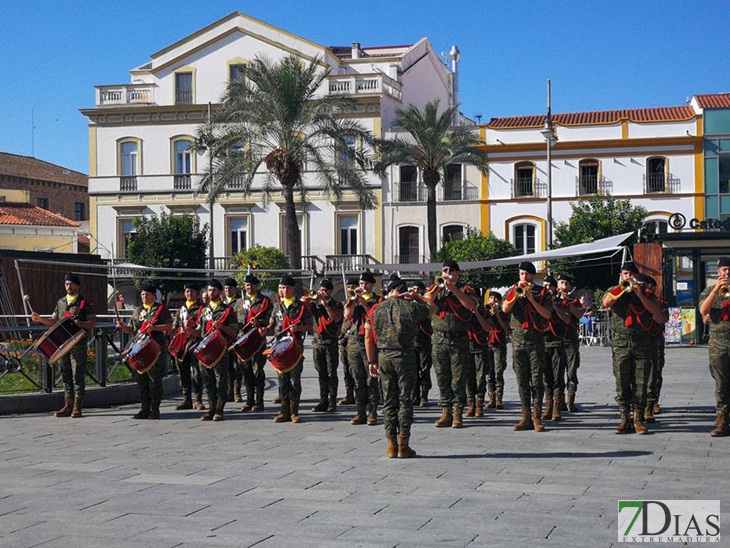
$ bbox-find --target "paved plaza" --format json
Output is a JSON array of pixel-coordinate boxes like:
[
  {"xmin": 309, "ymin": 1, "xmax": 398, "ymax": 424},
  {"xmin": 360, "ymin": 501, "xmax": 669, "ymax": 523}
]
[{"xmin": 0, "ymin": 344, "xmax": 727, "ymax": 547}]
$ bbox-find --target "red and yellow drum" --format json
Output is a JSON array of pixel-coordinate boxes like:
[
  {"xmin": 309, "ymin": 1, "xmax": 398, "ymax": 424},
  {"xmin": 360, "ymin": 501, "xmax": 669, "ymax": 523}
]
[
  {"xmin": 193, "ymin": 329, "xmax": 227, "ymax": 369},
  {"xmin": 168, "ymin": 330, "xmax": 195, "ymax": 361},
  {"xmin": 229, "ymin": 328, "xmax": 265, "ymax": 362},
  {"xmin": 264, "ymin": 336, "xmax": 302, "ymax": 375},
  {"xmin": 34, "ymin": 317, "xmax": 85, "ymax": 365},
  {"xmin": 125, "ymin": 335, "xmax": 162, "ymax": 374}
]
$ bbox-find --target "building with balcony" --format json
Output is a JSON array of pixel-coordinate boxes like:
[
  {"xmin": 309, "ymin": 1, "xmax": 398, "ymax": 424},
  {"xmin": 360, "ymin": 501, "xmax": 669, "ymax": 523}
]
[{"xmin": 80, "ymin": 11, "xmax": 456, "ymax": 274}]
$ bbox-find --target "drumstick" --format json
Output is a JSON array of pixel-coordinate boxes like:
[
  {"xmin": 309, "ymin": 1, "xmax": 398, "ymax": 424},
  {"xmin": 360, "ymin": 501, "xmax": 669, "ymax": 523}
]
[{"xmin": 23, "ymin": 295, "xmax": 35, "ymax": 315}]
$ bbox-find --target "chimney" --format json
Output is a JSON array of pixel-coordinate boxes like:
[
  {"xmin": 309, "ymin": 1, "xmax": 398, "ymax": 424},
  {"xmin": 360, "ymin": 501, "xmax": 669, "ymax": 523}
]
[{"xmin": 352, "ymin": 42, "xmax": 361, "ymax": 59}]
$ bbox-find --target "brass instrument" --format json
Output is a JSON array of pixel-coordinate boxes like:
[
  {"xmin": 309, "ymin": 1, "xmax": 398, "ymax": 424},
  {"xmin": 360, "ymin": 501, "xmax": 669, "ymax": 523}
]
[
  {"xmin": 515, "ymin": 282, "xmax": 533, "ymax": 298},
  {"xmin": 620, "ymin": 278, "xmax": 637, "ymax": 293},
  {"xmin": 435, "ymin": 274, "xmax": 452, "ymax": 288},
  {"xmin": 719, "ymin": 276, "xmax": 730, "ymax": 299},
  {"xmin": 346, "ymin": 289, "xmax": 357, "ymax": 301},
  {"xmin": 300, "ymin": 289, "xmax": 319, "ymax": 302}
]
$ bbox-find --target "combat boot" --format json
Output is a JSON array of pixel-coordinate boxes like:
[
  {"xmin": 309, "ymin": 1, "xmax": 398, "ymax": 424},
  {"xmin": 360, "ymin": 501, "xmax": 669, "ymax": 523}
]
[
  {"xmin": 133, "ymin": 401, "xmax": 151, "ymax": 420},
  {"xmin": 339, "ymin": 388, "xmax": 354, "ymax": 406},
  {"xmin": 475, "ymin": 397, "xmax": 484, "ymax": 417},
  {"xmin": 272, "ymin": 394, "xmax": 282, "ymax": 404},
  {"xmin": 533, "ymin": 405, "xmax": 545, "ymax": 432},
  {"xmin": 541, "ymin": 398, "xmax": 552, "ymax": 420},
  {"xmin": 366, "ymin": 403, "xmax": 378, "ymax": 426},
  {"xmin": 495, "ymin": 392, "xmax": 504, "ymax": 409},
  {"xmin": 213, "ymin": 399, "xmax": 225, "ymax": 421},
  {"xmin": 290, "ymin": 401, "xmax": 301, "ymax": 423},
  {"xmin": 351, "ymin": 402, "xmax": 367, "ymax": 425},
  {"xmin": 193, "ymin": 392, "xmax": 205, "ymax": 411},
  {"xmin": 311, "ymin": 400, "xmax": 328, "ymax": 412},
  {"xmin": 233, "ymin": 381, "xmax": 243, "ymax": 403},
  {"xmin": 644, "ymin": 404, "xmax": 656, "ymax": 423},
  {"xmin": 567, "ymin": 392, "xmax": 578, "ymax": 413},
  {"xmin": 513, "ymin": 407, "xmax": 533, "ymax": 431},
  {"xmin": 385, "ymin": 435, "xmax": 398, "ymax": 458},
  {"xmin": 559, "ymin": 391, "xmax": 568, "ymax": 412},
  {"xmin": 55, "ymin": 396, "xmax": 73, "ymax": 418},
  {"xmin": 465, "ymin": 398, "xmax": 476, "ymax": 417},
  {"xmin": 552, "ymin": 398, "xmax": 561, "ymax": 422},
  {"xmin": 397, "ymin": 434, "xmax": 416, "ymax": 458},
  {"xmin": 434, "ymin": 406, "xmax": 453, "ymax": 428},
  {"xmin": 711, "ymin": 411, "xmax": 730, "ymax": 437},
  {"xmin": 452, "ymin": 405, "xmax": 464, "ymax": 428},
  {"xmin": 326, "ymin": 395, "xmax": 337, "ymax": 413},
  {"xmin": 175, "ymin": 392, "xmax": 193, "ymax": 410},
  {"xmin": 274, "ymin": 402, "xmax": 291, "ymax": 423},
  {"xmin": 615, "ymin": 409, "xmax": 632, "ymax": 434},
  {"xmin": 633, "ymin": 408, "xmax": 648, "ymax": 435},
  {"xmin": 485, "ymin": 392, "xmax": 496, "ymax": 409},
  {"xmin": 253, "ymin": 390, "xmax": 265, "ymax": 412},
  {"xmin": 71, "ymin": 396, "xmax": 83, "ymax": 418},
  {"xmin": 714, "ymin": 411, "xmax": 722, "ymax": 426},
  {"xmin": 200, "ymin": 398, "xmax": 216, "ymax": 421},
  {"xmin": 653, "ymin": 403, "xmax": 662, "ymax": 415},
  {"xmin": 148, "ymin": 400, "xmax": 160, "ymax": 420}
]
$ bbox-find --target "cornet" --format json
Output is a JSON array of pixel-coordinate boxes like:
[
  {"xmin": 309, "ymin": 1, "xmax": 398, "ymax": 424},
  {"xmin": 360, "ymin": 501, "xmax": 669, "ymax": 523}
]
[
  {"xmin": 435, "ymin": 274, "xmax": 453, "ymax": 288},
  {"xmin": 719, "ymin": 276, "xmax": 730, "ymax": 299},
  {"xmin": 620, "ymin": 278, "xmax": 637, "ymax": 294},
  {"xmin": 346, "ymin": 289, "xmax": 357, "ymax": 301},
  {"xmin": 515, "ymin": 282, "xmax": 533, "ymax": 298}
]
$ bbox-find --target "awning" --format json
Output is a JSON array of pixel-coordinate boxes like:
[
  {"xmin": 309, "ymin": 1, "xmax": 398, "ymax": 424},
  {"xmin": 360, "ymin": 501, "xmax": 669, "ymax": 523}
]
[{"xmin": 376, "ymin": 231, "xmax": 634, "ymax": 273}]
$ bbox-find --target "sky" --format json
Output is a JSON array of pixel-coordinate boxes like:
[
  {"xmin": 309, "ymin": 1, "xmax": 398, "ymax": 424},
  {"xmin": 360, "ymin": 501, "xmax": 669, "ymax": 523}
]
[{"xmin": 2, "ymin": 0, "xmax": 729, "ymax": 175}]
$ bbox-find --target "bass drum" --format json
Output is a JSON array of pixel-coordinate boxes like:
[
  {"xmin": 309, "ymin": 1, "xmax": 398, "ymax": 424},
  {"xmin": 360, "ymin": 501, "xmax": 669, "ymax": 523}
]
[
  {"xmin": 34, "ymin": 317, "xmax": 86, "ymax": 365},
  {"xmin": 125, "ymin": 335, "xmax": 162, "ymax": 374},
  {"xmin": 193, "ymin": 329, "xmax": 227, "ymax": 369},
  {"xmin": 264, "ymin": 336, "xmax": 302, "ymax": 375}
]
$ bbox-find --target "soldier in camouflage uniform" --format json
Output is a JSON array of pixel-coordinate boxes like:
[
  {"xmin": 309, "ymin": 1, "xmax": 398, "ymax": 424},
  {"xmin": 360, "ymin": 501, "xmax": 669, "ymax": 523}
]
[
  {"xmin": 541, "ymin": 275, "xmax": 572, "ymax": 423},
  {"xmin": 602, "ymin": 262, "xmax": 664, "ymax": 435},
  {"xmin": 223, "ymin": 277, "xmax": 244, "ymax": 403},
  {"xmin": 640, "ymin": 275, "xmax": 668, "ymax": 423},
  {"xmin": 424, "ymin": 260, "xmax": 478, "ymax": 429},
  {"xmin": 117, "ymin": 282, "xmax": 173, "ymax": 420},
  {"xmin": 169, "ymin": 282, "xmax": 204, "ymax": 411},
  {"xmin": 699, "ymin": 257, "xmax": 730, "ymax": 437},
  {"xmin": 31, "ymin": 273, "xmax": 96, "ymax": 418},
  {"xmin": 557, "ymin": 274, "xmax": 582, "ymax": 413},
  {"xmin": 410, "ymin": 281, "xmax": 433, "ymax": 407},
  {"xmin": 465, "ymin": 288, "xmax": 490, "ymax": 418},
  {"xmin": 485, "ymin": 291, "xmax": 509, "ymax": 410},
  {"xmin": 338, "ymin": 278, "xmax": 359, "ymax": 406},
  {"xmin": 502, "ymin": 262, "xmax": 552, "ymax": 432},
  {"xmin": 365, "ymin": 276, "xmax": 433, "ymax": 458}
]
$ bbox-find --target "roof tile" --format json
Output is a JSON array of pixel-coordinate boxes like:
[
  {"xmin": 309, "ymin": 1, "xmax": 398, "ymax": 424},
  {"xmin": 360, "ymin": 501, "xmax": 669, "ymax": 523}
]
[{"xmin": 0, "ymin": 203, "xmax": 79, "ymax": 227}]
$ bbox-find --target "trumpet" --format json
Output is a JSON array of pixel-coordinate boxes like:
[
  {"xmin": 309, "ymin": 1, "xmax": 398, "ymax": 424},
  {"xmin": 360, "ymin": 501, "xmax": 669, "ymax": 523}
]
[
  {"xmin": 301, "ymin": 289, "xmax": 319, "ymax": 302},
  {"xmin": 487, "ymin": 304, "xmax": 500, "ymax": 315},
  {"xmin": 515, "ymin": 282, "xmax": 533, "ymax": 298},
  {"xmin": 435, "ymin": 274, "xmax": 453, "ymax": 288},
  {"xmin": 620, "ymin": 278, "xmax": 637, "ymax": 293},
  {"xmin": 719, "ymin": 276, "xmax": 730, "ymax": 298},
  {"xmin": 346, "ymin": 289, "xmax": 357, "ymax": 301}
]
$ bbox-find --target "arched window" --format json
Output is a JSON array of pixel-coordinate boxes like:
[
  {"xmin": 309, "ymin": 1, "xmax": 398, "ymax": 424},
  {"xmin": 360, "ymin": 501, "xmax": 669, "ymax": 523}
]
[
  {"xmin": 118, "ymin": 139, "xmax": 141, "ymax": 191},
  {"xmin": 442, "ymin": 224, "xmax": 465, "ymax": 245},
  {"xmin": 172, "ymin": 138, "xmax": 194, "ymax": 189},
  {"xmin": 513, "ymin": 162, "xmax": 535, "ymax": 198},
  {"xmin": 646, "ymin": 157, "xmax": 667, "ymax": 193},
  {"xmin": 578, "ymin": 159, "xmax": 599, "ymax": 195},
  {"xmin": 513, "ymin": 223, "xmax": 536, "ymax": 254}
]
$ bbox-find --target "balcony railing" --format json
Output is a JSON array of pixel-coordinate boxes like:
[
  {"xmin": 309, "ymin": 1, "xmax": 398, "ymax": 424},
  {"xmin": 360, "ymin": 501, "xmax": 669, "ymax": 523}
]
[
  {"xmin": 327, "ymin": 73, "xmax": 403, "ymax": 101},
  {"xmin": 511, "ymin": 177, "xmax": 547, "ymax": 199},
  {"xmin": 643, "ymin": 173, "xmax": 681, "ymax": 194},
  {"xmin": 173, "ymin": 175, "xmax": 191, "ymax": 190},
  {"xmin": 120, "ymin": 176, "xmax": 137, "ymax": 191},
  {"xmin": 392, "ymin": 180, "xmax": 479, "ymax": 203},
  {"xmin": 394, "ymin": 254, "xmax": 427, "ymax": 265},
  {"xmin": 325, "ymin": 254, "xmax": 380, "ymax": 273},
  {"xmin": 175, "ymin": 89, "xmax": 193, "ymax": 106},
  {"xmin": 96, "ymin": 84, "xmax": 157, "ymax": 106},
  {"xmin": 575, "ymin": 175, "xmax": 612, "ymax": 196}
]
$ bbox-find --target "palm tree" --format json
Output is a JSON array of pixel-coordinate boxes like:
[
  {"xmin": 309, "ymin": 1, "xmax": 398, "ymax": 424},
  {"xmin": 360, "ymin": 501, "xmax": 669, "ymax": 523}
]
[
  {"xmin": 197, "ymin": 54, "xmax": 377, "ymax": 270},
  {"xmin": 375, "ymin": 99, "xmax": 487, "ymax": 261}
]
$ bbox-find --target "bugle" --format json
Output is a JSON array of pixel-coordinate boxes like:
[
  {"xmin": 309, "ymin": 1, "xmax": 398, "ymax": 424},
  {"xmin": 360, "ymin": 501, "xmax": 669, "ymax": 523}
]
[{"xmin": 515, "ymin": 282, "xmax": 533, "ymax": 298}]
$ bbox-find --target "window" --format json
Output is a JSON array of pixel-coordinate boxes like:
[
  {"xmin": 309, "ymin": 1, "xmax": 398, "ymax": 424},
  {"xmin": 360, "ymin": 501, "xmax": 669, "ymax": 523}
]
[
  {"xmin": 229, "ymin": 218, "xmax": 248, "ymax": 255},
  {"xmin": 173, "ymin": 139, "xmax": 193, "ymax": 190},
  {"xmin": 339, "ymin": 216, "xmax": 358, "ymax": 255},
  {"xmin": 229, "ymin": 63, "xmax": 246, "ymax": 85},
  {"xmin": 175, "ymin": 72, "xmax": 193, "ymax": 105},
  {"xmin": 399, "ymin": 165, "xmax": 418, "ymax": 201},
  {"xmin": 119, "ymin": 140, "xmax": 139, "ymax": 190},
  {"xmin": 578, "ymin": 159, "xmax": 599, "ymax": 195},
  {"xmin": 398, "ymin": 226, "xmax": 420, "ymax": 263},
  {"xmin": 514, "ymin": 162, "xmax": 535, "ymax": 198},
  {"xmin": 74, "ymin": 202, "xmax": 85, "ymax": 221},
  {"xmin": 444, "ymin": 164, "xmax": 462, "ymax": 200},
  {"xmin": 442, "ymin": 224, "xmax": 465, "ymax": 244},
  {"xmin": 646, "ymin": 157, "xmax": 667, "ymax": 193},
  {"xmin": 720, "ymin": 153, "xmax": 730, "ymax": 194},
  {"xmin": 337, "ymin": 136, "xmax": 356, "ymax": 181},
  {"xmin": 641, "ymin": 220, "xmax": 668, "ymax": 241},
  {"xmin": 36, "ymin": 197, "xmax": 49, "ymax": 210},
  {"xmin": 514, "ymin": 223, "xmax": 536, "ymax": 254},
  {"xmin": 120, "ymin": 219, "xmax": 137, "ymax": 258}
]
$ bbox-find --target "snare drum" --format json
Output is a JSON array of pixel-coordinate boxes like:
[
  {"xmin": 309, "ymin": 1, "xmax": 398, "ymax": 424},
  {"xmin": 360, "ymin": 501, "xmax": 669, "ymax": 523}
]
[
  {"xmin": 264, "ymin": 336, "xmax": 303, "ymax": 375},
  {"xmin": 125, "ymin": 335, "xmax": 162, "ymax": 374},
  {"xmin": 193, "ymin": 329, "xmax": 227, "ymax": 369},
  {"xmin": 34, "ymin": 317, "xmax": 86, "ymax": 365},
  {"xmin": 229, "ymin": 328, "xmax": 265, "ymax": 362},
  {"xmin": 168, "ymin": 329, "xmax": 195, "ymax": 361}
]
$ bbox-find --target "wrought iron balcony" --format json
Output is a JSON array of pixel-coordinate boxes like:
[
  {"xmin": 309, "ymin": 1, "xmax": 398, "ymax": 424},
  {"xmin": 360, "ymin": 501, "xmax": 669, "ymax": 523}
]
[
  {"xmin": 324, "ymin": 254, "xmax": 380, "ymax": 273},
  {"xmin": 511, "ymin": 177, "xmax": 547, "ymax": 199},
  {"xmin": 643, "ymin": 173, "xmax": 680, "ymax": 194}
]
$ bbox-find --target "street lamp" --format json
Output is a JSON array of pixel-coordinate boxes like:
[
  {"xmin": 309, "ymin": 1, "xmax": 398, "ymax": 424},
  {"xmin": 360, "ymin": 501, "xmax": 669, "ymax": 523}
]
[{"xmin": 539, "ymin": 79, "xmax": 558, "ymax": 249}]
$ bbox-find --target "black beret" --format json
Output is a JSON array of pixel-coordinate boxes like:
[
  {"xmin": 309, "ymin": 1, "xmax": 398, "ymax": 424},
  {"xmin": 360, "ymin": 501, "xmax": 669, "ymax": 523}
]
[
  {"xmin": 544, "ymin": 275, "xmax": 557, "ymax": 286},
  {"xmin": 279, "ymin": 275, "xmax": 296, "ymax": 287},
  {"xmin": 64, "ymin": 273, "xmax": 80, "ymax": 285},
  {"xmin": 719, "ymin": 257, "xmax": 730, "ymax": 268},
  {"xmin": 412, "ymin": 281, "xmax": 426, "ymax": 291},
  {"xmin": 207, "ymin": 278, "xmax": 223, "ymax": 290},
  {"xmin": 224, "ymin": 277, "xmax": 238, "ymax": 287},
  {"xmin": 244, "ymin": 274, "xmax": 260, "ymax": 285},
  {"xmin": 184, "ymin": 281, "xmax": 199, "ymax": 291},
  {"xmin": 346, "ymin": 278, "xmax": 359, "ymax": 286},
  {"xmin": 518, "ymin": 261, "xmax": 536, "ymax": 275},
  {"xmin": 140, "ymin": 282, "xmax": 156, "ymax": 293},
  {"xmin": 490, "ymin": 290, "xmax": 502, "ymax": 300},
  {"xmin": 319, "ymin": 279, "xmax": 334, "ymax": 290},
  {"xmin": 386, "ymin": 276, "xmax": 407, "ymax": 293},
  {"xmin": 557, "ymin": 273, "xmax": 573, "ymax": 284},
  {"xmin": 360, "ymin": 272, "xmax": 376, "ymax": 284},
  {"xmin": 621, "ymin": 261, "xmax": 640, "ymax": 275},
  {"xmin": 442, "ymin": 259, "xmax": 460, "ymax": 271},
  {"xmin": 636, "ymin": 274, "xmax": 651, "ymax": 285}
]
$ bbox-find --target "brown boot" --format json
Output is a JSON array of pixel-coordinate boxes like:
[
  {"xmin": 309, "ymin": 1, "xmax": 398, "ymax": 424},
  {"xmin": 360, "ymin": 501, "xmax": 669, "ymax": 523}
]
[
  {"xmin": 385, "ymin": 435, "xmax": 398, "ymax": 458},
  {"xmin": 339, "ymin": 389, "xmax": 354, "ymax": 405},
  {"xmin": 311, "ymin": 400, "xmax": 328, "ymax": 412},
  {"xmin": 465, "ymin": 398, "xmax": 476, "ymax": 417},
  {"xmin": 193, "ymin": 393, "xmax": 205, "ymax": 410},
  {"xmin": 714, "ymin": 411, "xmax": 722, "ymax": 426},
  {"xmin": 452, "ymin": 405, "xmax": 464, "ymax": 428},
  {"xmin": 475, "ymin": 397, "xmax": 484, "ymax": 417},
  {"xmin": 233, "ymin": 381, "xmax": 243, "ymax": 403},
  {"xmin": 495, "ymin": 392, "xmax": 504, "ymax": 410},
  {"xmin": 653, "ymin": 403, "xmax": 662, "ymax": 415},
  {"xmin": 711, "ymin": 411, "xmax": 730, "ymax": 437},
  {"xmin": 434, "ymin": 406, "xmax": 453, "ymax": 428},
  {"xmin": 645, "ymin": 404, "xmax": 656, "ymax": 423},
  {"xmin": 272, "ymin": 395, "xmax": 282, "ymax": 404},
  {"xmin": 71, "ymin": 396, "xmax": 83, "ymax": 418},
  {"xmin": 54, "ymin": 396, "xmax": 73, "ymax": 418},
  {"xmin": 351, "ymin": 402, "xmax": 367, "ymax": 425},
  {"xmin": 274, "ymin": 402, "xmax": 291, "ymax": 423},
  {"xmin": 633, "ymin": 408, "xmax": 648, "ymax": 434},
  {"xmin": 485, "ymin": 392, "xmax": 496, "ymax": 409},
  {"xmin": 175, "ymin": 396, "xmax": 193, "ymax": 410},
  {"xmin": 615, "ymin": 409, "xmax": 631, "ymax": 434},
  {"xmin": 326, "ymin": 395, "xmax": 337, "ymax": 413},
  {"xmin": 290, "ymin": 402, "xmax": 301, "ymax": 423},
  {"xmin": 541, "ymin": 398, "xmax": 552, "ymax": 420},
  {"xmin": 513, "ymin": 407, "xmax": 533, "ymax": 431},
  {"xmin": 200, "ymin": 399, "xmax": 216, "ymax": 421},
  {"xmin": 552, "ymin": 398, "xmax": 561, "ymax": 422},
  {"xmin": 366, "ymin": 403, "xmax": 377, "ymax": 426},
  {"xmin": 559, "ymin": 392, "xmax": 568, "ymax": 412},
  {"xmin": 397, "ymin": 434, "xmax": 416, "ymax": 458},
  {"xmin": 567, "ymin": 392, "xmax": 578, "ymax": 413},
  {"xmin": 533, "ymin": 405, "xmax": 545, "ymax": 432}
]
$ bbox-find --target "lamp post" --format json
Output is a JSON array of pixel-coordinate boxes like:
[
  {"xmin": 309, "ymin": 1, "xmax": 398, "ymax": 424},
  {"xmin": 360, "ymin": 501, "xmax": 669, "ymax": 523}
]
[{"xmin": 540, "ymin": 79, "xmax": 558, "ymax": 249}]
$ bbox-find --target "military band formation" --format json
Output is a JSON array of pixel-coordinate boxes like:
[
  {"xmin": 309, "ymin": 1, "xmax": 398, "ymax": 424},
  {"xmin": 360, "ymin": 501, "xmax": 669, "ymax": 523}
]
[{"xmin": 29, "ymin": 256, "xmax": 730, "ymax": 457}]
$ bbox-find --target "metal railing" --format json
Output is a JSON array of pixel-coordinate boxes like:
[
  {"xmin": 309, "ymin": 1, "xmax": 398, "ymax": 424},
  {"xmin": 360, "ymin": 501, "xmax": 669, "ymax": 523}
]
[
  {"xmin": 394, "ymin": 254, "xmax": 426, "ymax": 264},
  {"xmin": 393, "ymin": 180, "xmax": 479, "ymax": 203},
  {"xmin": 643, "ymin": 173, "xmax": 681, "ymax": 194},
  {"xmin": 324, "ymin": 254, "xmax": 380, "ymax": 273}
]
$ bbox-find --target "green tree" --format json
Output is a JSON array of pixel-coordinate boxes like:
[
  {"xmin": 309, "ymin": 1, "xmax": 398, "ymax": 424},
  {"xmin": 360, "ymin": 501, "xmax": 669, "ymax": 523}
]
[
  {"xmin": 435, "ymin": 229, "xmax": 517, "ymax": 291},
  {"xmin": 126, "ymin": 211, "xmax": 208, "ymax": 296},
  {"xmin": 229, "ymin": 246, "xmax": 290, "ymax": 293},
  {"xmin": 551, "ymin": 195, "xmax": 647, "ymax": 290},
  {"xmin": 375, "ymin": 99, "xmax": 487, "ymax": 260},
  {"xmin": 197, "ymin": 54, "xmax": 377, "ymax": 270}
]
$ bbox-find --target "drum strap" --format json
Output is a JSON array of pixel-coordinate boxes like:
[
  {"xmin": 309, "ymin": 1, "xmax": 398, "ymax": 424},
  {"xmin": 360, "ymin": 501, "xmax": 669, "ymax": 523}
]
[
  {"xmin": 139, "ymin": 304, "xmax": 165, "ymax": 335},
  {"xmin": 62, "ymin": 296, "xmax": 86, "ymax": 320},
  {"xmin": 247, "ymin": 296, "xmax": 271, "ymax": 324}
]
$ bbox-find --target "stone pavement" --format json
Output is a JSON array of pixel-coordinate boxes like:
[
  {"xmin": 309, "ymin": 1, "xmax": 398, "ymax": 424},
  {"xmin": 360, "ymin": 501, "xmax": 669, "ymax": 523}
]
[{"xmin": 0, "ymin": 345, "xmax": 727, "ymax": 548}]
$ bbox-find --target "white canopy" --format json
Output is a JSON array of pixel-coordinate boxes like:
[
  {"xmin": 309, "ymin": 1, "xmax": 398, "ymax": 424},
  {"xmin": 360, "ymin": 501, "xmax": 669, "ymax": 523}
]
[{"xmin": 376, "ymin": 231, "xmax": 634, "ymax": 273}]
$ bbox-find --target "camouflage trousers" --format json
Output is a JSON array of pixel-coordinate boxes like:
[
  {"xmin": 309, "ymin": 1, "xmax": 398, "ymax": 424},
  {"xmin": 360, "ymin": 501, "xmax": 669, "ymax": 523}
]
[
  {"xmin": 544, "ymin": 343, "xmax": 567, "ymax": 400},
  {"xmin": 432, "ymin": 341, "xmax": 469, "ymax": 407},
  {"xmin": 708, "ymin": 334, "xmax": 730, "ymax": 413},
  {"xmin": 174, "ymin": 352, "xmax": 203, "ymax": 398},
  {"xmin": 277, "ymin": 358, "xmax": 304, "ymax": 404},
  {"xmin": 313, "ymin": 342, "xmax": 339, "ymax": 402},
  {"xmin": 465, "ymin": 347, "xmax": 489, "ymax": 400},
  {"xmin": 511, "ymin": 338, "xmax": 546, "ymax": 408},
  {"xmin": 411, "ymin": 342, "xmax": 432, "ymax": 401},
  {"xmin": 486, "ymin": 344, "xmax": 508, "ymax": 395},
  {"xmin": 137, "ymin": 351, "xmax": 167, "ymax": 405},
  {"xmin": 379, "ymin": 352, "xmax": 416, "ymax": 437},
  {"xmin": 57, "ymin": 340, "xmax": 87, "ymax": 398},
  {"xmin": 201, "ymin": 354, "xmax": 229, "ymax": 412},
  {"xmin": 340, "ymin": 344, "xmax": 353, "ymax": 398},
  {"xmin": 646, "ymin": 335, "xmax": 665, "ymax": 406},
  {"xmin": 611, "ymin": 336, "xmax": 651, "ymax": 411},
  {"xmin": 240, "ymin": 352, "xmax": 267, "ymax": 406},
  {"xmin": 565, "ymin": 337, "xmax": 581, "ymax": 395},
  {"xmin": 348, "ymin": 342, "xmax": 380, "ymax": 406}
]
